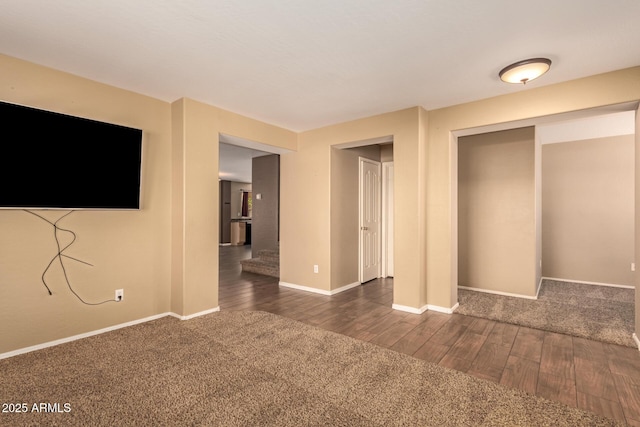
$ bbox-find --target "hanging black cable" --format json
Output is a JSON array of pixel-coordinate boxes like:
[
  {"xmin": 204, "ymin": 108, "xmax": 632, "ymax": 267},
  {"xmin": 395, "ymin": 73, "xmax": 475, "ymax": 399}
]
[{"xmin": 24, "ymin": 210, "xmax": 114, "ymax": 305}]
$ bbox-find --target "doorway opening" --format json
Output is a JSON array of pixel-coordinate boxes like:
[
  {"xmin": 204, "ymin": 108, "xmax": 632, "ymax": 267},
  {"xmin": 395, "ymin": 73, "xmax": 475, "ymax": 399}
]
[
  {"xmin": 218, "ymin": 134, "xmax": 291, "ymax": 286},
  {"xmin": 332, "ymin": 136, "xmax": 394, "ymax": 290},
  {"xmin": 452, "ymin": 102, "xmax": 637, "ymax": 343}
]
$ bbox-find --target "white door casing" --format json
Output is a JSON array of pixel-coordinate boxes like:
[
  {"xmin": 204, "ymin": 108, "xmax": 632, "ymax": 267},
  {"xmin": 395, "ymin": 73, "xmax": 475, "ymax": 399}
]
[
  {"xmin": 359, "ymin": 157, "xmax": 381, "ymax": 283},
  {"xmin": 382, "ymin": 162, "xmax": 394, "ymax": 277}
]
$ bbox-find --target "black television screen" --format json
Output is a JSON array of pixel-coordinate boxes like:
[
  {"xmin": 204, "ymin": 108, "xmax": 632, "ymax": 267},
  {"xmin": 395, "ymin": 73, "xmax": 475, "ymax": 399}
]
[{"xmin": 0, "ymin": 100, "xmax": 143, "ymax": 210}]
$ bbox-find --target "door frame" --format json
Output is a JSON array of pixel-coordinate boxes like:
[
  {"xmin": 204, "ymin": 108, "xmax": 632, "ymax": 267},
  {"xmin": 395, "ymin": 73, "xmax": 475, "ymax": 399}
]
[
  {"xmin": 359, "ymin": 157, "xmax": 382, "ymax": 283},
  {"xmin": 382, "ymin": 161, "xmax": 394, "ymax": 278}
]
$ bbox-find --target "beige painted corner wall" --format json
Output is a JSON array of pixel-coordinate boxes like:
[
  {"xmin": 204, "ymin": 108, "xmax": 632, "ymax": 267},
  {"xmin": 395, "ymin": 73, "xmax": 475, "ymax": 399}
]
[
  {"xmin": 458, "ymin": 127, "xmax": 537, "ymax": 296},
  {"xmin": 0, "ymin": 55, "xmax": 173, "ymax": 354},
  {"xmin": 171, "ymin": 99, "xmax": 220, "ymax": 316},
  {"xmin": 170, "ymin": 98, "xmax": 297, "ymax": 317},
  {"xmin": 380, "ymin": 144, "xmax": 394, "ymax": 162},
  {"xmin": 282, "ymin": 107, "xmax": 427, "ymax": 309},
  {"xmin": 427, "ymin": 65, "xmax": 640, "ymax": 310},
  {"xmin": 635, "ymin": 108, "xmax": 640, "ymax": 336},
  {"xmin": 542, "ymin": 135, "xmax": 635, "ymax": 286}
]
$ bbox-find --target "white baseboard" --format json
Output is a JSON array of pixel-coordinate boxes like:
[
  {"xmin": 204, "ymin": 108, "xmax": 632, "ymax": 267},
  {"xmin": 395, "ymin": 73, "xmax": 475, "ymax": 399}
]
[
  {"xmin": 330, "ymin": 281, "xmax": 361, "ymax": 295},
  {"xmin": 392, "ymin": 304, "xmax": 428, "ymax": 314},
  {"xmin": 169, "ymin": 306, "xmax": 220, "ymax": 320},
  {"xmin": 279, "ymin": 281, "xmax": 361, "ymax": 296},
  {"xmin": 1, "ymin": 306, "xmax": 222, "ymax": 360},
  {"xmin": 279, "ymin": 281, "xmax": 332, "ymax": 295},
  {"xmin": 392, "ymin": 302, "xmax": 459, "ymax": 315},
  {"xmin": 633, "ymin": 333, "xmax": 640, "ymax": 351},
  {"xmin": 428, "ymin": 302, "xmax": 459, "ymax": 314},
  {"xmin": 1, "ymin": 312, "xmax": 169, "ymax": 360},
  {"xmin": 542, "ymin": 277, "xmax": 634, "ymax": 289},
  {"xmin": 536, "ymin": 277, "xmax": 543, "ymax": 298},
  {"xmin": 458, "ymin": 286, "xmax": 538, "ymax": 300},
  {"xmin": 282, "ymin": 282, "xmax": 460, "ymax": 314}
]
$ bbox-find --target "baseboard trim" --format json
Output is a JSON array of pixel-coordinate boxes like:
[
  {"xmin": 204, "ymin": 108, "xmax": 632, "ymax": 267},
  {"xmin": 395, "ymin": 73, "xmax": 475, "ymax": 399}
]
[
  {"xmin": 169, "ymin": 306, "xmax": 220, "ymax": 321},
  {"xmin": 330, "ymin": 281, "xmax": 361, "ymax": 295},
  {"xmin": 1, "ymin": 306, "xmax": 224, "ymax": 360},
  {"xmin": 278, "ymin": 281, "xmax": 360, "ymax": 296},
  {"xmin": 458, "ymin": 286, "xmax": 538, "ymax": 300},
  {"xmin": 392, "ymin": 304, "xmax": 428, "ymax": 314},
  {"xmin": 279, "ymin": 281, "xmax": 388, "ymax": 296},
  {"xmin": 0, "ymin": 312, "xmax": 170, "ymax": 360},
  {"xmin": 428, "ymin": 303, "xmax": 459, "ymax": 314},
  {"xmin": 536, "ymin": 277, "xmax": 543, "ymax": 298},
  {"xmin": 633, "ymin": 333, "xmax": 640, "ymax": 351},
  {"xmin": 279, "ymin": 281, "xmax": 332, "ymax": 295},
  {"xmin": 392, "ymin": 302, "xmax": 459, "ymax": 315},
  {"xmin": 542, "ymin": 277, "xmax": 634, "ymax": 289}
]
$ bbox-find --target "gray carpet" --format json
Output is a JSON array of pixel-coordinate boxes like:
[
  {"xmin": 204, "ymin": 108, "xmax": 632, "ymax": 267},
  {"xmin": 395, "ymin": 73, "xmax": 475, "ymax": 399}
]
[
  {"xmin": 0, "ymin": 310, "xmax": 620, "ymax": 426},
  {"xmin": 457, "ymin": 279, "xmax": 636, "ymax": 348}
]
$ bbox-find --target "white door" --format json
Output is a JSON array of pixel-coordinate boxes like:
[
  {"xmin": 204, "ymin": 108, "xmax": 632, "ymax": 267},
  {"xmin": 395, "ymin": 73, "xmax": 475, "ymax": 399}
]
[{"xmin": 359, "ymin": 157, "xmax": 381, "ymax": 283}]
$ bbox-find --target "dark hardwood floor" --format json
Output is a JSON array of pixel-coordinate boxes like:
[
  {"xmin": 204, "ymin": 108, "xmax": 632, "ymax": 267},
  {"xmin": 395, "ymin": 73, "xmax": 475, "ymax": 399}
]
[{"xmin": 219, "ymin": 245, "xmax": 640, "ymax": 425}]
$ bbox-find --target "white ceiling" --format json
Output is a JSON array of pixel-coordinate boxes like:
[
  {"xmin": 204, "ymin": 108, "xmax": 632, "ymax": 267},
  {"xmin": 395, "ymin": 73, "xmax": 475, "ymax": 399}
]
[
  {"xmin": 3, "ymin": 1, "xmax": 640, "ymax": 182},
  {"xmin": 2, "ymin": 0, "xmax": 639, "ymax": 134}
]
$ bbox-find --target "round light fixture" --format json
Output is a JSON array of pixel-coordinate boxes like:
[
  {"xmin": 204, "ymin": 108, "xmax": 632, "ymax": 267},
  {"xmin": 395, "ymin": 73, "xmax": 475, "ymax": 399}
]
[{"xmin": 499, "ymin": 58, "xmax": 552, "ymax": 84}]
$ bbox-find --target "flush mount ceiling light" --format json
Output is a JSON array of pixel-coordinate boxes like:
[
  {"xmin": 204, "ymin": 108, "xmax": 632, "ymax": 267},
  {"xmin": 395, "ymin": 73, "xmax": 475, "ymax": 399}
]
[{"xmin": 499, "ymin": 58, "xmax": 552, "ymax": 84}]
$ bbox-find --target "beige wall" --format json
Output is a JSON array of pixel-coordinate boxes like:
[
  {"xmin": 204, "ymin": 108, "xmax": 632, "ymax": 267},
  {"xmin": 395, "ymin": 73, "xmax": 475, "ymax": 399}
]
[
  {"xmin": 535, "ymin": 135, "xmax": 543, "ymax": 292},
  {"xmin": 542, "ymin": 135, "xmax": 635, "ymax": 286},
  {"xmin": 171, "ymin": 98, "xmax": 296, "ymax": 317},
  {"xmin": 428, "ymin": 66, "xmax": 640, "ymax": 310},
  {"xmin": 282, "ymin": 107, "xmax": 427, "ymax": 309},
  {"xmin": 635, "ymin": 108, "xmax": 640, "ymax": 336},
  {"xmin": 458, "ymin": 127, "xmax": 537, "ymax": 296},
  {"xmin": 171, "ymin": 99, "xmax": 220, "ymax": 316},
  {"xmin": 171, "ymin": 99, "xmax": 186, "ymax": 315},
  {"xmin": 380, "ymin": 144, "xmax": 394, "ymax": 162},
  {"xmin": 0, "ymin": 54, "xmax": 172, "ymax": 354}
]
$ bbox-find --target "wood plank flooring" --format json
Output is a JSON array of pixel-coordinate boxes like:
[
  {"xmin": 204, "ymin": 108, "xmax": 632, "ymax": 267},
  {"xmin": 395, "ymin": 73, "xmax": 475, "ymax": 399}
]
[{"xmin": 219, "ymin": 245, "xmax": 640, "ymax": 425}]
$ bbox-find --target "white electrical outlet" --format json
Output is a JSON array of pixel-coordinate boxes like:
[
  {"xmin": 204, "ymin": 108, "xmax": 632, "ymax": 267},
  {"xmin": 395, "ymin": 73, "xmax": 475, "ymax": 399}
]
[
  {"xmin": 115, "ymin": 289, "xmax": 124, "ymax": 302},
  {"xmin": 313, "ymin": 265, "xmax": 319, "ymax": 274},
  {"xmin": 632, "ymin": 263, "xmax": 636, "ymax": 272}
]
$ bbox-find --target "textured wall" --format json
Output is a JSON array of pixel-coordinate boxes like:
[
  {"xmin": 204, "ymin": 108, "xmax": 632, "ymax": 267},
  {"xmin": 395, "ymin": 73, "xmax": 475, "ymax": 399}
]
[
  {"xmin": 458, "ymin": 127, "xmax": 537, "ymax": 296},
  {"xmin": 542, "ymin": 135, "xmax": 635, "ymax": 286}
]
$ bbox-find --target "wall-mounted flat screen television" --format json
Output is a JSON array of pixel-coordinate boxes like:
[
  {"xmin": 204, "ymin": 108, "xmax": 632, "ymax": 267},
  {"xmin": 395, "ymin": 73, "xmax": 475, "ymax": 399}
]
[{"xmin": 0, "ymin": 100, "xmax": 143, "ymax": 210}]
